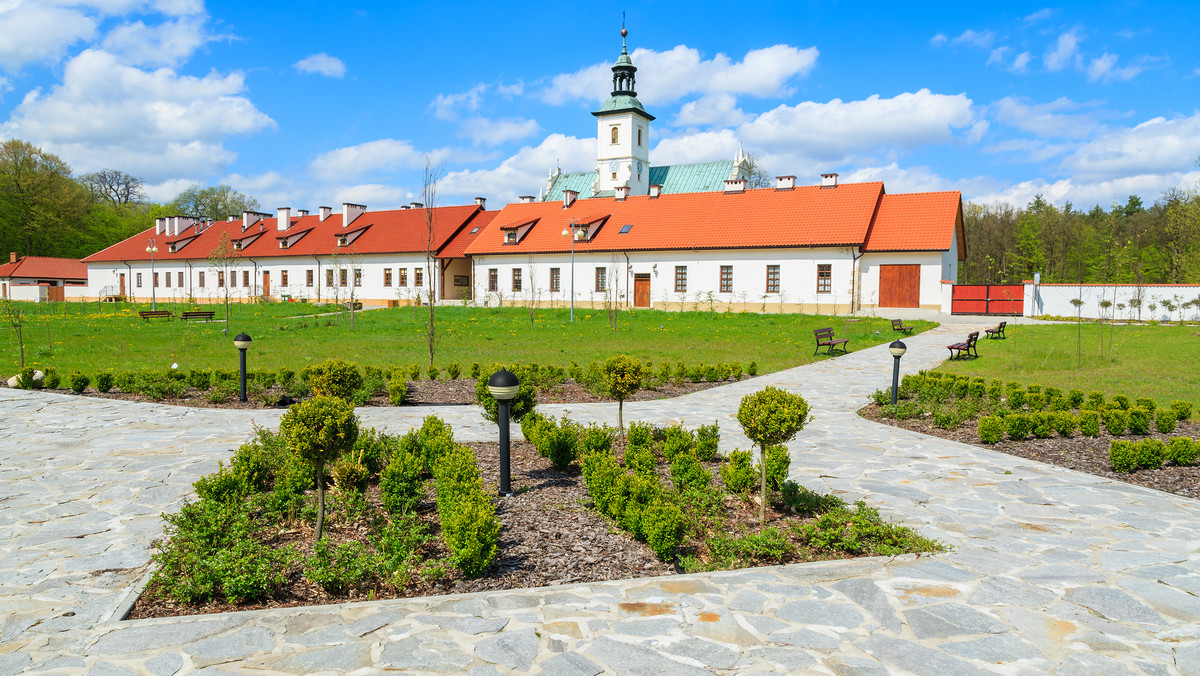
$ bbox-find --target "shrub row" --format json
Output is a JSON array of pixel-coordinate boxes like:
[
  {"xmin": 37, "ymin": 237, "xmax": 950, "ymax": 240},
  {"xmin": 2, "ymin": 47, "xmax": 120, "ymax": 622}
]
[
  {"xmin": 1110, "ymin": 437, "xmax": 1200, "ymax": 472},
  {"xmin": 432, "ymin": 444, "xmax": 500, "ymax": 577}
]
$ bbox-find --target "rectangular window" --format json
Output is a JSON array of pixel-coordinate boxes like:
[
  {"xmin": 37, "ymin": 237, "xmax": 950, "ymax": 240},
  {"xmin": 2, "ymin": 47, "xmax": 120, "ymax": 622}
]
[
  {"xmin": 766, "ymin": 265, "xmax": 780, "ymax": 293},
  {"xmin": 550, "ymin": 267, "xmax": 561, "ymax": 292},
  {"xmin": 164, "ymin": 272, "xmax": 171, "ymax": 288},
  {"xmin": 326, "ymin": 269, "xmax": 334, "ymax": 287},
  {"xmin": 243, "ymin": 270, "xmax": 250, "ymax": 288},
  {"xmin": 384, "ymin": 268, "xmax": 393, "ymax": 287},
  {"xmin": 595, "ymin": 267, "xmax": 606, "ymax": 293},
  {"xmin": 217, "ymin": 271, "xmax": 224, "ymax": 288},
  {"xmin": 674, "ymin": 266, "xmax": 687, "ymax": 293},
  {"xmin": 281, "ymin": 270, "xmax": 289, "ymax": 287},
  {"xmin": 720, "ymin": 265, "xmax": 733, "ymax": 293},
  {"xmin": 339, "ymin": 269, "xmax": 348, "ymax": 287},
  {"xmin": 306, "ymin": 269, "xmax": 313, "ymax": 287},
  {"xmin": 415, "ymin": 269, "xmax": 423, "ymax": 287},
  {"xmin": 353, "ymin": 269, "xmax": 362, "ymax": 287},
  {"xmin": 817, "ymin": 264, "xmax": 832, "ymax": 293},
  {"xmin": 512, "ymin": 268, "xmax": 522, "ymax": 292},
  {"xmin": 177, "ymin": 271, "xmax": 183, "ymax": 288},
  {"xmin": 488, "ymin": 268, "xmax": 498, "ymax": 292},
  {"xmin": 153, "ymin": 272, "xmax": 159, "ymax": 288},
  {"xmin": 198, "ymin": 271, "xmax": 205, "ymax": 288},
  {"xmin": 399, "ymin": 268, "xmax": 408, "ymax": 286},
  {"xmin": 136, "ymin": 272, "xmax": 143, "ymax": 288}
]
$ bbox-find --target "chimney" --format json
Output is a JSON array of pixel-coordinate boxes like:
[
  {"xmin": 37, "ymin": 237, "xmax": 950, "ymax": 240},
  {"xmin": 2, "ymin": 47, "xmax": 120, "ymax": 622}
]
[
  {"xmin": 154, "ymin": 217, "xmax": 165, "ymax": 235},
  {"xmin": 410, "ymin": 202, "xmax": 424, "ymax": 210},
  {"xmin": 399, "ymin": 205, "xmax": 409, "ymax": 210},
  {"xmin": 649, "ymin": 184, "xmax": 662, "ymax": 198},
  {"xmin": 343, "ymin": 203, "xmax": 367, "ymax": 227},
  {"xmin": 474, "ymin": 196, "xmax": 486, "ymax": 209},
  {"xmin": 723, "ymin": 179, "xmax": 746, "ymax": 194},
  {"xmin": 614, "ymin": 185, "xmax": 630, "ymax": 201},
  {"xmin": 277, "ymin": 207, "xmax": 291, "ymax": 231},
  {"xmin": 297, "ymin": 209, "xmax": 309, "ymax": 218},
  {"xmin": 821, "ymin": 172, "xmax": 839, "ymax": 188},
  {"xmin": 775, "ymin": 175, "xmax": 796, "ymax": 190},
  {"xmin": 563, "ymin": 190, "xmax": 578, "ymax": 208},
  {"xmin": 243, "ymin": 211, "xmax": 264, "ymax": 229},
  {"xmin": 318, "ymin": 206, "xmax": 332, "ymax": 222},
  {"xmin": 171, "ymin": 216, "xmax": 182, "ymax": 236},
  {"xmin": 8, "ymin": 252, "xmax": 15, "ymax": 264},
  {"xmin": 519, "ymin": 195, "xmax": 536, "ymax": 203},
  {"xmin": 227, "ymin": 215, "xmax": 237, "ymax": 222}
]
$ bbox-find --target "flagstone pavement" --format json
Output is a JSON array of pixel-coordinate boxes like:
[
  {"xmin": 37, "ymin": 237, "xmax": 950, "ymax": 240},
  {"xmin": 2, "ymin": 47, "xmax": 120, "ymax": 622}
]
[{"xmin": 1, "ymin": 320, "xmax": 1197, "ymax": 675}]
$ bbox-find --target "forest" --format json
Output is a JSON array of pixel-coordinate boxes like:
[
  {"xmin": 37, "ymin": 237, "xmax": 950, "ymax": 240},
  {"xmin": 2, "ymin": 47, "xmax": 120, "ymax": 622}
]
[{"xmin": 2, "ymin": 138, "xmax": 1198, "ymax": 286}]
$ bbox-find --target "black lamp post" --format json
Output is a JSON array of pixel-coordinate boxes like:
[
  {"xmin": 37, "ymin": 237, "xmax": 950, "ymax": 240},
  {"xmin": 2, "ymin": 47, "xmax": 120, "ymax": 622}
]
[
  {"xmin": 889, "ymin": 339, "xmax": 907, "ymax": 405},
  {"xmin": 234, "ymin": 332, "xmax": 252, "ymax": 402},
  {"xmin": 488, "ymin": 368, "xmax": 519, "ymax": 497}
]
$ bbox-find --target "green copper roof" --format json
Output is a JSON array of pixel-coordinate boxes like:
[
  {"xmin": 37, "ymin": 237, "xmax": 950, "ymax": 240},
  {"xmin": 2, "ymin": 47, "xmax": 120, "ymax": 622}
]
[
  {"xmin": 543, "ymin": 171, "xmax": 597, "ymax": 202},
  {"xmin": 616, "ymin": 52, "xmax": 633, "ymax": 67},
  {"xmin": 649, "ymin": 161, "xmax": 738, "ymax": 194},
  {"xmin": 593, "ymin": 94, "xmax": 653, "ymax": 119}
]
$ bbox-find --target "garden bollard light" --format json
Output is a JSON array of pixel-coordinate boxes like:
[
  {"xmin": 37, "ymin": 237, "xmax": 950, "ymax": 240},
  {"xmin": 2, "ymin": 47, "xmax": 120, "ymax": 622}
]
[
  {"xmin": 234, "ymin": 332, "xmax": 252, "ymax": 402},
  {"xmin": 889, "ymin": 339, "xmax": 907, "ymax": 405},
  {"xmin": 488, "ymin": 368, "xmax": 520, "ymax": 497}
]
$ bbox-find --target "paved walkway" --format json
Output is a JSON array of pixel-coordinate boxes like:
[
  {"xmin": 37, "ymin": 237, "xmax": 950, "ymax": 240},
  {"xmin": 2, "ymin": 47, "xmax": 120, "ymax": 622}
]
[{"xmin": 1, "ymin": 320, "xmax": 1198, "ymax": 675}]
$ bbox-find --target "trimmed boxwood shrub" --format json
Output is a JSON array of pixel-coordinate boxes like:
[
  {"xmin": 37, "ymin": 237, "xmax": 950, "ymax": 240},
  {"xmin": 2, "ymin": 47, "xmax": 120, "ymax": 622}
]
[
  {"xmin": 387, "ymin": 372, "xmax": 407, "ymax": 406},
  {"xmin": 641, "ymin": 498, "xmax": 685, "ymax": 559},
  {"xmin": 95, "ymin": 371, "xmax": 114, "ymax": 393},
  {"xmin": 1135, "ymin": 397, "xmax": 1156, "ymax": 412},
  {"xmin": 1005, "ymin": 414, "xmax": 1033, "ymax": 441},
  {"xmin": 380, "ymin": 447, "xmax": 424, "ymax": 515},
  {"xmin": 1170, "ymin": 400, "xmax": 1193, "ymax": 421},
  {"xmin": 1111, "ymin": 394, "xmax": 1131, "ymax": 410},
  {"xmin": 1032, "ymin": 413, "xmax": 1054, "ymax": 439},
  {"xmin": 1127, "ymin": 408, "xmax": 1151, "ymax": 435},
  {"xmin": 580, "ymin": 423, "xmax": 614, "ymax": 457},
  {"xmin": 695, "ymin": 421, "xmax": 720, "ymax": 462},
  {"xmin": 537, "ymin": 417, "xmax": 580, "ymax": 470},
  {"xmin": 1102, "ymin": 408, "xmax": 1129, "ymax": 436},
  {"xmin": 446, "ymin": 363, "xmax": 461, "ymax": 380},
  {"xmin": 433, "ymin": 445, "xmax": 499, "ymax": 577},
  {"xmin": 977, "ymin": 416, "xmax": 1005, "ymax": 444},
  {"xmin": 627, "ymin": 421, "xmax": 654, "ymax": 448},
  {"xmin": 764, "ymin": 444, "xmax": 790, "ymax": 490},
  {"xmin": 1154, "ymin": 408, "xmax": 1177, "ymax": 434},
  {"xmin": 69, "ymin": 371, "xmax": 90, "ymax": 394},
  {"xmin": 43, "ymin": 368, "xmax": 60, "ymax": 389},
  {"xmin": 624, "ymin": 443, "xmax": 656, "ymax": 477},
  {"xmin": 1110, "ymin": 440, "xmax": 1138, "ymax": 472},
  {"xmin": 1139, "ymin": 439, "xmax": 1166, "ymax": 469},
  {"xmin": 1007, "ymin": 387, "xmax": 1026, "ymax": 408},
  {"xmin": 1067, "ymin": 389, "xmax": 1085, "ymax": 408},
  {"xmin": 1086, "ymin": 391, "xmax": 1105, "ymax": 410},
  {"xmin": 301, "ymin": 359, "xmax": 363, "ymax": 401},
  {"xmin": 1167, "ymin": 437, "xmax": 1199, "ymax": 466},
  {"xmin": 670, "ymin": 453, "xmax": 711, "ymax": 492},
  {"xmin": 1079, "ymin": 411, "xmax": 1101, "ymax": 437},
  {"xmin": 721, "ymin": 449, "xmax": 757, "ymax": 493},
  {"xmin": 1053, "ymin": 412, "xmax": 1077, "ymax": 438},
  {"xmin": 187, "ymin": 369, "xmax": 211, "ymax": 391}
]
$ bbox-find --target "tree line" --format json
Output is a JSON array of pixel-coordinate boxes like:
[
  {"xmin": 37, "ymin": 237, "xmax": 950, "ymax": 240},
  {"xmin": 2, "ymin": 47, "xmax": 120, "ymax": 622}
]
[
  {"xmin": 962, "ymin": 182, "xmax": 1200, "ymax": 286},
  {"xmin": 0, "ymin": 139, "xmax": 260, "ymax": 260}
]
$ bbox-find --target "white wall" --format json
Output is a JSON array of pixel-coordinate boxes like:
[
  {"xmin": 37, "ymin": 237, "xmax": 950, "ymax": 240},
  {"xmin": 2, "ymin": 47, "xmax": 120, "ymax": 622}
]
[
  {"xmin": 857, "ymin": 251, "xmax": 951, "ymax": 309},
  {"xmin": 8, "ymin": 285, "xmax": 47, "ymax": 302},
  {"xmin": 1025, "ymin": 283, "xmax": 1200, "ymax": 321},
  {"xmin": 469, "ymin": 247, "xmax": 860, "ymax": 311}
]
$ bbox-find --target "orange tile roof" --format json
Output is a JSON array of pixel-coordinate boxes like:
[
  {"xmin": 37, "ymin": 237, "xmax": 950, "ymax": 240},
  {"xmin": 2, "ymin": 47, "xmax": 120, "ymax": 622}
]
[
  {"xmin": 863, "ymin": 191, "xmax": 963, "ymax": 254},
  {"xmin": 439, "ymin": 210, "xmax": 497, "ymax": 259},
  {"xmin": 83, "ymin": 205, "xmax": 488, "ymax": 263},
  {"xmin": 0, "ymin": 256, "xmax": 88, "ymax": 280},
  {"xmin": 464, "ymin": 182, "xmax": 890, "ymax": 256}
]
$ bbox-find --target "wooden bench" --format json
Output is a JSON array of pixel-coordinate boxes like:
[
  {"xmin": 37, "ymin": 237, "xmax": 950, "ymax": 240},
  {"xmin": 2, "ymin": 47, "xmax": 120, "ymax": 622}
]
[
  {"xmin": 814, "ymin": 327, "xmax": 850, "ymax": 355},
  {"xmin": 137, "ymin": 310, "xmax": 173, "ymax": 322},
  {"xmin": 947, "ymin": 331, "xmax": 980, "ymax": 360},
  {"xmin": 891, "ymin": 318, "xmax": 914, "ymax": 334},
  {"xmin": 984, "ymin": 321, "xmax": 1007, "ymax": 339},
  {"xmin": 181, "ymin": 310, "xmax": 216, "ymax": 322}
]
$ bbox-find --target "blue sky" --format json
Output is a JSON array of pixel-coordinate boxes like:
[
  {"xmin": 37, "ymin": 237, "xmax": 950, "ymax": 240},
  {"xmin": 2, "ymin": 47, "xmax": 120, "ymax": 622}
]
[{"xmin": 1, "ymin": 1, "xmax": 1198, "ymax": 212}]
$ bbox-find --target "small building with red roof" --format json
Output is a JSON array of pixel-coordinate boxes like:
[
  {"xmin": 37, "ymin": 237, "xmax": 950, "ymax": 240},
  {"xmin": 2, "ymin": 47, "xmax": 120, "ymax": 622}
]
[
  {"xmin": 0, "ymin": 253, "xmax": 88, "ymax": 302},
  {"xmin": 81, "ymin": 200, "xmax": 495, "ymax": 306}
]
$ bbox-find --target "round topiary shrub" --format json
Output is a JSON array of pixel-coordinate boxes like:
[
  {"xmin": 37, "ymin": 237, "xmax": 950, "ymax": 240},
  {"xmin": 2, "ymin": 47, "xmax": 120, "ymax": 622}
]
[
  {"xmin": 387, "ymin": 372, "xmax": 407, "ymax": 406},
  {"xmin": 737, "ymin": 386, "xmax": 811, "ymax": 520},
  {"xmin": 280, "ymin": 395, "xmax": 360, "ymax": 542},
  {"xmin": 95, "ymin": 371, "xmax": 114, "ymax": 393},
  {"xmin": 1154, "ymin": 408, "xmax": 1177, "ymax": 434},
  {"xmin": 1005, "ymin": 414, "xmax": 1033, "ymax": 441},
  {"xmin": 1170, "ymin": 400, "xmax": 1193, "ymax": 421},
  {"xmin": 1127, "ymin": 407, "xmax": 1151, "ymax": 435},
  {"xmin": 977, "ymin": 416, "xmax": 1005, "ymax": 444},
  {"xmin": 1079, "ymin": 410, "xmax": 1101, "ymax": 437},
  {"xmin": 1109, "ymin": 440, "xmax": 1138, "ymax": 473},
  {"xmin": 69, "ymin": 371, "xmax": 90, "ymax": 394},
  {"xmin": 1102, "ymin": 408, "xmax": 1129, "ymax": 436},
  {"xmin": 1053, "ymin": 412, "xmax": 1077, "ymax": 437},
  {"xmin": 1166, "ymin": 437, "xmax": 1199, "ymax": 466},
  {"xmin": 301, "ymin": 359, "xmax": 363, "ymax": 401}
]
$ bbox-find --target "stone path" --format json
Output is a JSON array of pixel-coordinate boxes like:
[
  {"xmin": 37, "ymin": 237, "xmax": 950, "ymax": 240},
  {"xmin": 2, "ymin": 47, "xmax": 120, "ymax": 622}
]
[{"xmin": 1, "ymin": 320, "xmax": 1198, "ymax": 675}]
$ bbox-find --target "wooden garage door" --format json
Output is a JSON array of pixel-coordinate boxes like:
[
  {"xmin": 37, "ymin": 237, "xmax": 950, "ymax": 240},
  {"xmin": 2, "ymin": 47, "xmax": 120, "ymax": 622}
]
[{"xmin": 879, "ymin": 264, "xmax": 920, "ymax": 308}]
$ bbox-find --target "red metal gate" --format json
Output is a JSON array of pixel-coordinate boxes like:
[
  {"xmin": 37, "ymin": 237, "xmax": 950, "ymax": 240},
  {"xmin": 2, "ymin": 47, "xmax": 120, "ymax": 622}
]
[{"xmin": 951, "ymin": 284, "xmax": 1023, "ymax": 315}]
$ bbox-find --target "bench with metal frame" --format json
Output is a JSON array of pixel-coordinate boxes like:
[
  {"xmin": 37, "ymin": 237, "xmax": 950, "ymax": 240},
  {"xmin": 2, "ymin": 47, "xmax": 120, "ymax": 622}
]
[
  {"xmin": 984, "ymin": 321, "xmax": 1007, "ymax": 339},
  {"xmin": 813, "ymin": 327, "xmax": 850, "ymax": 355},
  {"xmin": 137, "ymin": 310, "xmax": 173, "ymax": 321},
  {"xmin": 181, "ymin": 310, "xmax": 216, "ymax": 322},
  {"xmin": 891, "ymin": 318, "xmax": 914, "ymax": 334},
  {"xmin": 947, "ymin": 331, "xmax": 980, "ymax": 360}
]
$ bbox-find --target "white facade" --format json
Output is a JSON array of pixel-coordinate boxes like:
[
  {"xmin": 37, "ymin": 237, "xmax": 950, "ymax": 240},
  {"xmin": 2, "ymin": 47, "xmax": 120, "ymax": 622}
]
[
  {"xmin": 595, "ymin": 111, "xmax": 651, "ymax": 195},
  {"xmin": 1024, "ymin": 282, "xmax": 1200, "ymax": 321}
]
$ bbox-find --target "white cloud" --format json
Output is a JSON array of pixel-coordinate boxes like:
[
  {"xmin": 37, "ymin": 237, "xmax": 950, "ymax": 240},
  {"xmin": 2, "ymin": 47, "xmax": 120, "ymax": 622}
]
[
  {"xmin": 0, "ymin": 4, "xmax": 98, "ymax": 69},
  {"xmin": 439, "ymin": 134, "xmax": 593, "ymax": 205},
  {"xmin": 458, "ymin": 117, "xmax": 539, "ymax": 147},
  {"xmin": 542, "ymin": 44, "xmax": 818, "ymax": 106},
  {"xmin": 496, "ymin": 81, "xmax": 524, "ymax": 98},
  {"xmin": 142, "ymin": 176, "xmax": 197, "ymax": 203},
  {"xmin": 738, "ymin": 89, "xmax": 978, "ymax": 163},
  {"xmin": 429, "ymin": 84, "xmax": 487, "ymax": 121},
  {"xmin": 1044, "ymin": 29, "xmax": 1083, "ymax": 72},
  {"xmin": 982, "ymin": 138, "xmax": 1072, "ymax": 163},
  {"xmin": 1022, "ymin": 8, "xmax": 1054, "ymax": 24},
  {"xmin": 987, "ymin": 47, "xmax": 1009, "ymax": 66},
  {"xmin": 1062, "ymin": 114, "xmax": 1200, "ymax": 182},
  {"xmin": 1086, "ymin": 52, "xmax": 1144, "ymax": 82},
  {"xmin": 969, "ymin": 171, "xmax": 1200, "ymax": 210},
  {"xmin": 992, "ymin": 96, "xmax": 1100, "ymax": 138},
  {"xmin": 309, "ymin": 139, "xmax": 424, "ymax": 181},
  {"xmin": 930, "ymin": 33, "xmax": 948, "ymax": 46},
  {"xmin": 101, "ymin": 16, "xmax": 210, "ymax": 67},
  {"xmin": 293, "ymin": 53, "xmax": 346, "ymax": 78},
  {"xmin": 674, "ymin": 94, "xmax": 752, "ymax": 127},
  {"xmin": 0, "ymin": 48, "xmax": 273, "ymax": 181},
  {"xmin": 651, "ymin": 129, "xmax": 741, "ymax": 166},
  {"xmin": 1011, "ymin": 52, "xmax": 1033, "ymax": 73},
  {"xmin": 950, "ymin": 29, "xmax": 995, "ymax": 49}
]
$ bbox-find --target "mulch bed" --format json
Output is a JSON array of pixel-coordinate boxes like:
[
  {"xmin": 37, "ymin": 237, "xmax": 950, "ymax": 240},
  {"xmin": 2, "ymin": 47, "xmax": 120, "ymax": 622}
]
[
  {"xmin": 129, "ymin": 437, "xmax": 831, "ymax": 620},
  {"xmin": 859, "ymin": 404, "xmax": 1200, "ymax": 501}
]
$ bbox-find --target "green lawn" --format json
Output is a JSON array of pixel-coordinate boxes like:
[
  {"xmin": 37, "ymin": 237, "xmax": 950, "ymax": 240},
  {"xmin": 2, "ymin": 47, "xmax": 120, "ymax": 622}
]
[
  {"xmin": 1, "ymin": 300, "xmax": 934, "ymax": 377},
  {"xmin": 936, "ymin": 321, "xmax": 1200, "ymax": 405}
]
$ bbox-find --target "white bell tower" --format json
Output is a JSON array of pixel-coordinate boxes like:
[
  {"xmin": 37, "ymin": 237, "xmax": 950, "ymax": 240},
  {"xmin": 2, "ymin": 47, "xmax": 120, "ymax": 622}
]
[{"xmin": 593, "ymin": 26, "xmax": 653, "ymax": 195}]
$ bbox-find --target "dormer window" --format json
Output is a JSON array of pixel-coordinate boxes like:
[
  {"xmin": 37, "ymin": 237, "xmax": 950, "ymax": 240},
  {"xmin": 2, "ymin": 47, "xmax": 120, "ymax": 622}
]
[
  {"xmin": 168, "ymin": 244, "xmax": 177, "ymax": 253},
  {"xmin": 337, "ymin": 236, "xmax": 347, "ymax": 247},
  {"xmin": 505, "ymin": 231, "xmax": 517, "ymax": 244},
  {"xmin": 279, "ymin": 240, "xmax": 289, "ymax": 249},
  {"xmin": 233, "ymin": 241, "xmax": 243, "ymax": 251}
]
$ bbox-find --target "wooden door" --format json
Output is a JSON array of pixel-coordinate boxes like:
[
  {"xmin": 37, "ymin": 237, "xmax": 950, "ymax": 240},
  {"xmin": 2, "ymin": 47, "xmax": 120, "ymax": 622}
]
[
  {"xmin": 633, "ymin": 274, "xmax": 651, "ymax": 308},
  {"xmin": 262, "ymin": 271, "xmax": 270, "ymax": 297},
  {"xmin": 48, "ymin": 286, "xmax": 65, "ymax": 302},
  {"xmin": 878, "ymin": 264, "xmax": 920, "ymax": 308},
  {"xmin": 119, "ymin": 274, "xmax": 125, "ymax": 296}
]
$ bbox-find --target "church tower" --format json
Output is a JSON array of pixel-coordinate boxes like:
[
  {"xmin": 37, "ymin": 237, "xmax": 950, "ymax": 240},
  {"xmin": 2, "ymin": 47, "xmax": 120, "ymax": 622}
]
[{"xmin": 593, "ymin": 26, "xmax": 654, "ymax": 195}]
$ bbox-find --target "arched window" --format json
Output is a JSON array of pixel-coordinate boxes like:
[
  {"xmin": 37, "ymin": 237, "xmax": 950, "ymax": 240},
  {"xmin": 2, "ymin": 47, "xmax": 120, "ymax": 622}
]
[{"xmin": 611, "ymin": 127, "xmax": 619, "ymax": 144}]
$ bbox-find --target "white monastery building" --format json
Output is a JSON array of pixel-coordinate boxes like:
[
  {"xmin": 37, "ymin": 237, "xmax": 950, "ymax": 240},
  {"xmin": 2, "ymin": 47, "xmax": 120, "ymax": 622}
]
[{"xmin": 81, "ymin": 28, "xmax": 964, "ymax": 313}]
